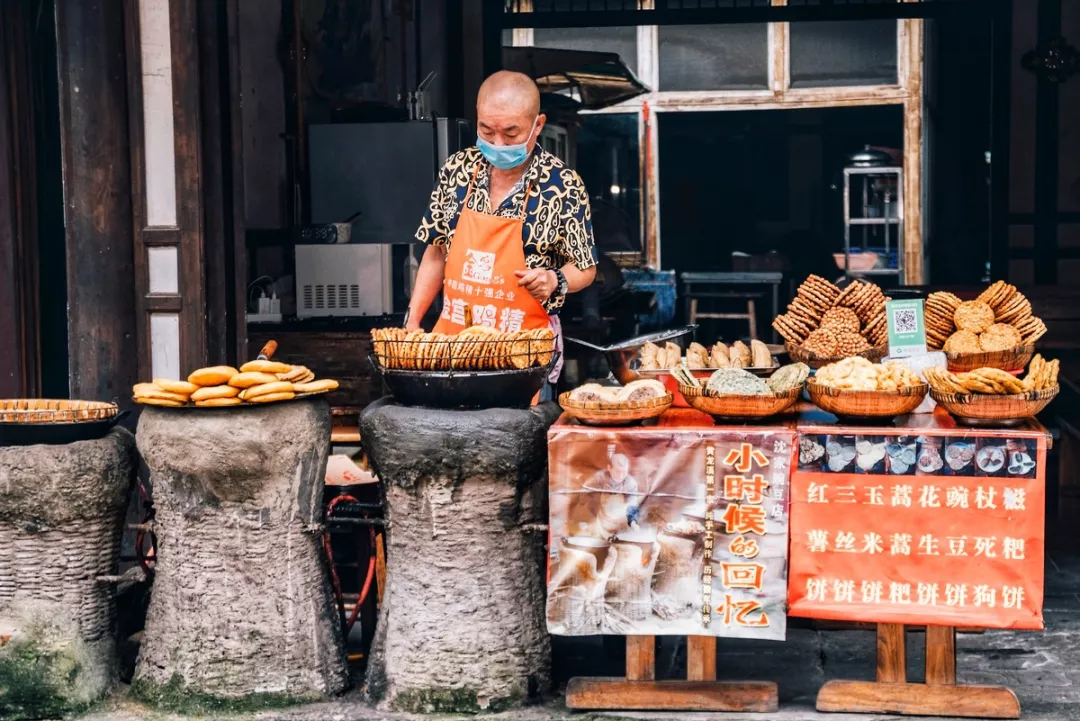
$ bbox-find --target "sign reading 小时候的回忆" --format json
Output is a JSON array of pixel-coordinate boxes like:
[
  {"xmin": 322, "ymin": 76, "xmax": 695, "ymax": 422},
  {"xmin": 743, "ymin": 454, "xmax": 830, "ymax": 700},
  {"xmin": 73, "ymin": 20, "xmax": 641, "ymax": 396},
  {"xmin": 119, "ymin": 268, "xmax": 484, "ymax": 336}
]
[{"xmin": 885, "ymin": 299, "xmax": 928, "ymax": 357}]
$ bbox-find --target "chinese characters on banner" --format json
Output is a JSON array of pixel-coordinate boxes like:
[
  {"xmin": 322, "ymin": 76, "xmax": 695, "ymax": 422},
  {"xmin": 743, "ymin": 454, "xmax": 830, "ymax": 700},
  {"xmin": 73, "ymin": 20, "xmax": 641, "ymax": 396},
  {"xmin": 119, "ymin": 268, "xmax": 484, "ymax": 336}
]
[
  {"xmin": 788, "ymin": 432, "xmax": 1046, "ymax": 629},
  {"xmin": 546, "ymin": 424, "xmax": 793, "ymax": 640}
]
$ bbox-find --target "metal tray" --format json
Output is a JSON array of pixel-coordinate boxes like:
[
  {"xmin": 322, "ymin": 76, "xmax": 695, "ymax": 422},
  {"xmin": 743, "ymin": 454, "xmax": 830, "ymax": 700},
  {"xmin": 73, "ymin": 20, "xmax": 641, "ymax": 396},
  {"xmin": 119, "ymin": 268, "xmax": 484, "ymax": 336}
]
[{"xmin": 369, "ymin": 354, "xmax": 558, "ymax": 409}]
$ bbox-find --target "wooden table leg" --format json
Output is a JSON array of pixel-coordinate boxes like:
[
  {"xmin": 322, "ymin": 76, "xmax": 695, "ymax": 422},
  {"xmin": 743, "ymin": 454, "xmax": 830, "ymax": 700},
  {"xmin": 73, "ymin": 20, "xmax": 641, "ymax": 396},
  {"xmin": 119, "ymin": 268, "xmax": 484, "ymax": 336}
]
[
  {"xmin": 925, "ymin": 625, "xmax": 956, "ymax": 686},
  {"xmin": 626, "ymin": 635, "xmax": 656, "ymax": 681},
  {"xmin": 687, "ymin": 636, "xmax": 716, "ymax": 681},
  {"xmin": 877, "ymin": 622, "xmax": 906, "ymax": 683},
  {"xmin": 817, "ymin": 623, "xmax": 1021, "ymax": 718}
]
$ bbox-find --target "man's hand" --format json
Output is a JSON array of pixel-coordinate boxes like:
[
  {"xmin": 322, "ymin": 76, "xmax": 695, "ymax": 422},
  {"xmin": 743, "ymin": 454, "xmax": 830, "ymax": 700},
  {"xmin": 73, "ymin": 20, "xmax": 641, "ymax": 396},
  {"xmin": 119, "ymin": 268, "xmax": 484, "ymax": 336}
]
[{"xmin": 515, "ymin": 268, "xmax": 557, "ymax": 303}]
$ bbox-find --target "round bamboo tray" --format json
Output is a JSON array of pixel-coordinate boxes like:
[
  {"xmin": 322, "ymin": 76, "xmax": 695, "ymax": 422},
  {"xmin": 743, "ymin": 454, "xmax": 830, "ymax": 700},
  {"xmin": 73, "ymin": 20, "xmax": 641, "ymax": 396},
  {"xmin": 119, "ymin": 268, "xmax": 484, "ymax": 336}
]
[
  {"xmin": 785, "ymin": 342, "xmax": 888, "ymax": 370},
  {"xmin": 930, "ymin": 385, "xmax": 1058, "ymax": 427},
  {"xmin": 945, "ymin": 345, "xmax": 1034, "ymax": 373},
  {"xmin": 679, "ymin": 385, "xmax": 801, "ymax": 421},
  {"xmin": 558, "ymin": 392, "xmax": 673, "ymax": 426},
  {"xmin": 806, "ymin": 381, "xmax": 928, "ymax": 419},
  {"xmin": 0, "ymin": 399, "xmax": 119, "ymax": 424}
]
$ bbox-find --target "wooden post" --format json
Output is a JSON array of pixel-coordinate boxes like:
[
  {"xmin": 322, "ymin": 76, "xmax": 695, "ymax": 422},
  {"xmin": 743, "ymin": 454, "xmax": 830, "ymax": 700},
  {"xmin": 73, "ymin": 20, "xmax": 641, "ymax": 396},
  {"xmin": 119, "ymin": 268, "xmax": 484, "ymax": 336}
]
[
  {"xmin": 817, "ymin": 623, "xmax": 1021, "ymax": 718},
  {"xmin": 626, "ymin": 636, "xmax": 656, "ymax": 681},
  {"xmin": 686, "ymin": 636, "xmax": 717, "ymax": 682}
]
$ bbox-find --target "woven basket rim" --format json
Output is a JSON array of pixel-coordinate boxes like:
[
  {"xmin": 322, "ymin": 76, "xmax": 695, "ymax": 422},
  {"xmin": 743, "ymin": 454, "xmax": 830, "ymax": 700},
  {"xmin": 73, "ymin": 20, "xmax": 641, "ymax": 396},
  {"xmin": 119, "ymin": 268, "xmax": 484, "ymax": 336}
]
[
  {"xmin": 679, "ymin": 384, "xmax": 802, "ymax": 400},
  {"xmin": 785, "ymin": 342, "xmax": 888, "ymax": 363},
  {"xmin": 558, "ymin": 391, "xmax": 674, "ymax": 411},
  {"xmin": 806, "ymin": 380, "xmax": 929, "ymax": 398},
  {"xmin": 0, "ymin": 399, "xmax": 119, "ymax": 424},
  {"xmin": 944, "ymin": 344, "xmax": 1035, "ymax": 361},
  {"xmin": 929, "ymin": 385, "xmax": 1059, "ymax": 404}
]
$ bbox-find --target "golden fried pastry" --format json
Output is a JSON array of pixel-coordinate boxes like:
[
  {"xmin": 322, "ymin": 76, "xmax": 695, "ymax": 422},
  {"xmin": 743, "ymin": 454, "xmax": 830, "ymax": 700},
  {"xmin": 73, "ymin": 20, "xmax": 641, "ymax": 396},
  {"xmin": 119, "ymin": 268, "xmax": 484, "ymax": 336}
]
[
  {"xmin": 802, "ymin": 328, "xmax": 839, "ymax": 357},
  {"xmin": 687, "ymin": 342, "xmax": 710, "ymax": 369},
  {"xmin": 750, "ymin": 339, "xmax": 772, "ymax": 368},
  {"xmin": 710, "ymin": 343, "xmax": 730, "ymax": 368},
  {"xmin": 978, "ymin": 323, "xmax": 1022, "ymax": 352},
  {"xmin": 133, "ymin": 384, "xmax": 189, "ymax": 404},
  {"xmin": 152, "ymin": 379, "xmax": 199, "ymax": 396},
  {"xmin": 953, "ymin": 301, "xmax": 995, "ymax": 333},
  {"xmin": 240, "ymin": 381, "xmax": 294, "ymax": 400},
  {"xmin": 195, "ymin": 397, "xmax": 243, "ymax": 407},
  {"xmin": 944, "ymin": 330, "xmax": 982, "ymax": 354},
  {"xmin": 188, "ymin": 366, "xmax": 240, "ymax": 387},
  {"xmin": 191, "ymin": 385, "xmax": 241, "ymax": 402},
  {"xmin": 229, "ymin": 372, "xmax": 280, "ymax": 389},
  {"xmin": 247, "ymin": 392, "xmax": 296, "ymax": 403},
  {"xmin": 820, "ymin": 307, "xmax": 861, "ymax": 334},
  {"xmin": 239, "ymin": 360, "xmax": 293, "ymax": 375},
  {"xmin": 730, "ymin": 341, "xmax": 752, "ymax": 368},
  {"xmin": 136, "ymin": 397, "xmax": 185, "ymax": 407}
]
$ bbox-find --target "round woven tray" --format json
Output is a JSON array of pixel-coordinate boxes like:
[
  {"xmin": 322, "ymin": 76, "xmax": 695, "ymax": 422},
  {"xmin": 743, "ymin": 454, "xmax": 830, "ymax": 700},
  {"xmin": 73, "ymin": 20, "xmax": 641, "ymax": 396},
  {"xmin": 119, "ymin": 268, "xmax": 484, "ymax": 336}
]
[
  {"xmin": 679, "ymin": 385, "xmax": 801, "ymax": 420},
  {"xmin": 945, "ymin": 345, "xmax": 1034, "ymax": 373},
  {"xmin": 806, "ymin": 381, "xmax": 928, "ymax": 419},
  {"xmin": 0, "ymin": 399, "xmax": 119, "ymax": 424},
  {"xmin": 558, "ymin": 392, "xmax": 673, "ymax": 426},
  {"xmin": 785, "ymin": 343, "xmax": 888, "ymax": 370},
  {"xmin": 930, "ymin": 385, "xmax": 1058, "ymax": 426}
]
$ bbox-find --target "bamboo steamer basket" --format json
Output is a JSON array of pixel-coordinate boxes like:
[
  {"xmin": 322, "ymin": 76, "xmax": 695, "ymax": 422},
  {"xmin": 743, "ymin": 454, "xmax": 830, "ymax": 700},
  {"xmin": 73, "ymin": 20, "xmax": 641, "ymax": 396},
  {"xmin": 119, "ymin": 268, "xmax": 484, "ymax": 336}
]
[
  {"xmin": 0, "ymin": 399, "xmax": 119, "ymax": 424},
  {"xmin": 806, "ymin": 380, "xmax": 928, "ymax": 419},
  {"xmin": 930, "ymin": 385, "xmax": 1058, "ymax": 427},
  {"xmin": 558, "ymin": 392, "xmax": 673, "ymax": 426},
  {"xmin": 945, "ymin": 345, "xmax": 1034, "ymax": 373},
  {"xmin": 785, "ymin": 343, "xmax": 888, "ymax": 370},
  {"xmin": 679, "ymin": 385, "xmax": 801, "ymax": 421}
]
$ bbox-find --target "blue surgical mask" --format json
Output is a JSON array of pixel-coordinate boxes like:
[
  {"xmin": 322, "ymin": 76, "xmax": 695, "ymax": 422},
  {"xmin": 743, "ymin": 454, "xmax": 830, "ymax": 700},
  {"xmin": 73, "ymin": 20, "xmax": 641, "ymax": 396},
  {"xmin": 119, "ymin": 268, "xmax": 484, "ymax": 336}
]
[{"xmin": 477, "ymin": 117, "xmax": 538, "ymax": 170}]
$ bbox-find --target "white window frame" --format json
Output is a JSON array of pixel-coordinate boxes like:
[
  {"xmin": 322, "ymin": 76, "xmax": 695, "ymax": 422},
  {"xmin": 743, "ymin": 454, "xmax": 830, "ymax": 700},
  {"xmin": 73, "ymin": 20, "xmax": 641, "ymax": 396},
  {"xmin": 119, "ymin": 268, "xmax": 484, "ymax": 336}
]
[{"xmin": 514, "ymin": 3, "xmax": 924, "ymax": 283}]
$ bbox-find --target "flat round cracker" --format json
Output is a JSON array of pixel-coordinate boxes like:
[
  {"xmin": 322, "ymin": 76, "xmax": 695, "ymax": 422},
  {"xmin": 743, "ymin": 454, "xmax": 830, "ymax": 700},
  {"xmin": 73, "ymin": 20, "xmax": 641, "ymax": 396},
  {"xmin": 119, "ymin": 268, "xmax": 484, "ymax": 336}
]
[
  {"xmin": 247, "ymin": 391, "xmax": 296, "ymax": 403},
  {"xmin": 239, "ymin": 360, "xmax": 292, "ymax": 375},
  {"xmin": 191, "ymin": 384, "xmax": 242, "ymax": 402},
  {"xmin": 953, "ymin": 301, "xmax": 995, "ymax": 333},
  {"xmin": 134, "ymin": 386, "xmax": 190, "ymax": 403},
  {"xmin": 136, "ymin": 397, "xmax": 185, "ymax": 407},
  {"xmin": 229, "ymin": 372, "xmax": 280, "ymax": 388},
  {"xmin": 153, "ymin": 379, "xmax": 199, "ymax": 395},
  {"xmin": 195, "ymin": 397, "xmax": 243, "ymax": 407},
  {"xmin": 294, "ymin": 379, "xmax": 339, "ymax": 393},
  {"xmin": 242, "ymin": 381, "xmax": 294, "ymax": 399}
]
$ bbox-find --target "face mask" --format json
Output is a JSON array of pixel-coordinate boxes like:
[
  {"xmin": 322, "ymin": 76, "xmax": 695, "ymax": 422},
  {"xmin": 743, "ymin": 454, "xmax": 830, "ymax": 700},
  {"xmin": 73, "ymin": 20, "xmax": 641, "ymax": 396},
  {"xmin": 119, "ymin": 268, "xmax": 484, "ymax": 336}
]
[{"xmin": 477, "ymin": 117, "xmax": 538, "ymax": 170}]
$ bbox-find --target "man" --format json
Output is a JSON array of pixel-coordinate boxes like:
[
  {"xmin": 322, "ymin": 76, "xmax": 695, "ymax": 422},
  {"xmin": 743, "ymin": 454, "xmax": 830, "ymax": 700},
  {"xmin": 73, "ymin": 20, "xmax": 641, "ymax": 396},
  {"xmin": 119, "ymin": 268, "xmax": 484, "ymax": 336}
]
[
  {"xmin": 588, "ymin": 454, "xmax": 641, "ymax": 537},
  {"xmin": 408, "ymin": 71, "xmax": 598, "ymax": 391}
]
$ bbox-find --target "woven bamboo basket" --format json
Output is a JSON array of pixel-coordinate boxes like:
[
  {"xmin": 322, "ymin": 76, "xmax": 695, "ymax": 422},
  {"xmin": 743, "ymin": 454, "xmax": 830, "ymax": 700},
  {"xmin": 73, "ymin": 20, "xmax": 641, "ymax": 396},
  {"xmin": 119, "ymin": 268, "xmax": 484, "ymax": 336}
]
[
  {"xmin": 0, "ymin": 399, "xmax": 119, "ymax": 424},
  {"xmin": 785, "ymin": 343, "xmax": 888, "ymax": 370},
  {"xmin": 558, "ymin": 392, "xmax": 673, "ymax": 426},
  {"xmin": 679, "ymin": 385, "xmax": 801, "ymax": 420},
  {"xmin": 930, "ymin": 385, "xmax": 1058, "ymax": 426},
  {"xmin": 945, "ymin": 345, "xmax": 1034, "ymax": 373},
  {"xmin": 806, "ymin": 381, "xmax": 928, "ymax": 419}
]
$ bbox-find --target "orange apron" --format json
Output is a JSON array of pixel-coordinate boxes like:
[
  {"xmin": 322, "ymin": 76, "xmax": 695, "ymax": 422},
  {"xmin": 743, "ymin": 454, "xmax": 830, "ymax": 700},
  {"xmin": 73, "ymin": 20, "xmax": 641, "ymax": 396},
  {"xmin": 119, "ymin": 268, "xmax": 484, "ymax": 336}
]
[{"xmin": 433, "ymin": 165, "xmax": 550, "ymax": 336}]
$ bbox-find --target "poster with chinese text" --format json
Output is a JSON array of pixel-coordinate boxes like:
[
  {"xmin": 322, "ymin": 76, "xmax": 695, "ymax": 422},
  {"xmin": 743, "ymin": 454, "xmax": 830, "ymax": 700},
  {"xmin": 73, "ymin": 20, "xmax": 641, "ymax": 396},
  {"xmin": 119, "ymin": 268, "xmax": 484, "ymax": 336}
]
[
  {"xmin": 788, "ymin": 430, "xmax": 1046, "ymax": 629},
  {"xmin": 547, "ymin": 426, "xmax": 793, "ymax": 640}
]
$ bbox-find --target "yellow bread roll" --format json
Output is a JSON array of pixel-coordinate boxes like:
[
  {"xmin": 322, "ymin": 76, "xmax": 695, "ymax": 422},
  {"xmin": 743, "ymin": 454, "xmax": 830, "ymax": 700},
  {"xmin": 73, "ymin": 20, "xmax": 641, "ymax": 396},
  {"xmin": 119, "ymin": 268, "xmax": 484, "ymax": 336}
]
[
  {"xmin": 188, "ymin": 366, "xmax": 239, "ymax": 386},
  {"xmin": 133, "ymin": 382, "xmax": 162, "ymax": 395},
  {"xmin": 294, "ymin": 379, "xmax": 339, "ymax": 393},
  {"xmin": 228, "ymin": 371, "xmax": 279, "ymax": 389},
  {"xmin": 133, "ymin": 384, "xmax": 188, "ymax": 403},
  {"xmin": 239, "ymin": 360, "xmax": 292, "ymax": 374},
  {"xmin": 136, "ymin": 397, "xmax": 185, "ymax": 407},
  {"xmin": 195, "ymin": 397, "xmax": 243, "ymax": 407},
  {"xmin": 240, "ymin": 381, "xmax": 294, "ymax": 400},
  {"xmin": 153, "ymin": 378, "xmax": 199, "ymax": 395},
  {"xmin": 190, "ymin": 385, "xmax": 241, "ymax": 402},
  {"xmin": 247, "ymin": 391, "xmax": 295, "ymax": 403}
]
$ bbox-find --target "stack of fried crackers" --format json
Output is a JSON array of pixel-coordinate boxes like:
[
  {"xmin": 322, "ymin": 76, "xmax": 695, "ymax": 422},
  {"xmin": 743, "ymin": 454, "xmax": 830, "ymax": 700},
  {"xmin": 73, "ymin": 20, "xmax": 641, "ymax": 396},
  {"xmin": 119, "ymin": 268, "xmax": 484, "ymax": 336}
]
[
  {"xmin": 373, "ymin": 326, "xmax": 556, "ymax": 371},
  {"xmin": 132, "ymin": 360, "xmax": 338, "ymax": 408},
  {"xmin": 925, "ymin": 354, "xmax": 1059, "ymax": 396},
  {"xmin": 926, "ymin": 281, "xmax": 1045, "ymax": 353},
  {"xmin": 772, "ymin": 277, "xmax": 889, "ymax": 357}
]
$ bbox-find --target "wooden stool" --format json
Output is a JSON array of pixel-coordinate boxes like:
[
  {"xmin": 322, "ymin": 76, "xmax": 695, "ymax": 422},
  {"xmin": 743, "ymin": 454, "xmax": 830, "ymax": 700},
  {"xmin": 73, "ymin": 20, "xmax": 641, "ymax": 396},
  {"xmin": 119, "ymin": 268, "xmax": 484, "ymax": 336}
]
[
  {"xmin": 689, "ymin": 297, "xmax": 757, "ymax": 340},
  {"xmin": 681, "ymin": 272, "xmax": 782, "ymax": 343}
]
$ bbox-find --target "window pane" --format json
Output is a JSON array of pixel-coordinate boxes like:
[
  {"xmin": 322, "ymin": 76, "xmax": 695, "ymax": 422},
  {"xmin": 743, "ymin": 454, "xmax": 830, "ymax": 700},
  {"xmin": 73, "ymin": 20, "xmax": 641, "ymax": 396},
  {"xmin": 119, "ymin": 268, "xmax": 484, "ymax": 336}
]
[
  {"xmin": 790, "ymin": 20, "xmax": 899, "ymax": 88},
  {"xmin": 575, "ymin": 114, "xmax": 642, "ymax": 254},
  {"xmin": 659, "ymin": 24, "xmax": 769, "ymax": 91},
  {"xmin": 533, "ymin": 27, "xmax": 638, "ymax": 77}
]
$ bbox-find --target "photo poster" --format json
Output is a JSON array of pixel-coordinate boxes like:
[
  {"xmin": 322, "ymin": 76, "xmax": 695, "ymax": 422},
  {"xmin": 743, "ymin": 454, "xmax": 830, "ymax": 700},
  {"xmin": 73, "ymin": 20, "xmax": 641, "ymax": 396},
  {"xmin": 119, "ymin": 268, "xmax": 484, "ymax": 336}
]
[
  {"xmin": 788, "ymin": 431, "xmax": 1046, "ymax": 629},
  {"xmin": 546, "ymin": 428, "xmax": 794, "ymax": 640}
]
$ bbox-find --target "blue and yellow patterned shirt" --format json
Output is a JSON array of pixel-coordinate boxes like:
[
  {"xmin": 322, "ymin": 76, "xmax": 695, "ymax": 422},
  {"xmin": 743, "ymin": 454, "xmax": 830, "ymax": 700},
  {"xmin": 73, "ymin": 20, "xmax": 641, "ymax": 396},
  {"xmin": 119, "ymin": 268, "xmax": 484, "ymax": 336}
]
[{"xmin": 415, "ymin": 146, "xmax": 597, "ymax": 312}]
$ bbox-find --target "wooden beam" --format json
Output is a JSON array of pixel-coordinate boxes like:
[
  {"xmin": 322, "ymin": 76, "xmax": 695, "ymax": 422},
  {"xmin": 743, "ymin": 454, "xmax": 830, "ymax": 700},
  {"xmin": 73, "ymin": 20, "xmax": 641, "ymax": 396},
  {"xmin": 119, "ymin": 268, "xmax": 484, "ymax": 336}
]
[
  {"xmin": 817, "ymin": 680, "xmax": 1020, "ymax": 718},
  {"xmin": 686, "ymin": 636, "xmax": 716, "ymax": 682},
  {"xmin": 625, "ymin": 635, "xmax": 655, "ymax": 681},
  {"xmin": 876, "ymin": 622, "xmax": 907, "ymax": 683},
  {"xmin": 54, "ymin": 0, "xmax": 137, "ymax": 403},
  {"xmin": 925, "ymin": 625, "xmax": 957, "ymax": 686},
  {"xmin": 566, "ymin": 678, "xmax": 778, "ymax": 712}
]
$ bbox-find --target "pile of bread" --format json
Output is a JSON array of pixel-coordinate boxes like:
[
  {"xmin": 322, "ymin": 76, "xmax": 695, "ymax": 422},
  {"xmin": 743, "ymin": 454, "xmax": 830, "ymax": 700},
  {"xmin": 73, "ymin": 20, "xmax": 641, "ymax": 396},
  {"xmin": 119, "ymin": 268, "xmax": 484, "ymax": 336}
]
[
  {"xmin": 373, "ymin": 326, "xmax": 555, "ymax": 371},
  {"xmin": 639, "ymin": 339, "xmax": 773, "ymax": 370},
  {"xmin": 567, "ymin": 379, "xmax": 668, "ymax": 405},
  {"xmin": 926, "ymin": 282, "xmax": 1046, "ymax": 354},
  {"xmin": 925, "ymin": 354, "xmax": 1059, "ymax": 396},
  {"xmin": 772, "ymin": 276, "xmax": 888, "ymax": 356},
  {"xmin": 812, "ymin": 357, "xmax": 923, "ymax": 392},
  {"xmin": 133, "ymin": 360, "xmax": 338, "ymax": 408}
]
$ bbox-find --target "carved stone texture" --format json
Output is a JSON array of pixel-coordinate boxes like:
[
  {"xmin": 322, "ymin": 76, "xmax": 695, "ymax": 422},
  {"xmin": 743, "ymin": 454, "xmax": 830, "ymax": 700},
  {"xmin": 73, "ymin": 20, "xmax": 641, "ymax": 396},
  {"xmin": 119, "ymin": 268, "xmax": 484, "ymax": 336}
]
[
  {"xmin": 0, "ymin": 428, "xmax": 135, "ymax": 718},
  {"xmin": 134, "ymin": 399, "xmax": 347, "ymax": 702},
  {"xmin": 360, "ymin": 400, "xmax": 561, "ymax": 713}
]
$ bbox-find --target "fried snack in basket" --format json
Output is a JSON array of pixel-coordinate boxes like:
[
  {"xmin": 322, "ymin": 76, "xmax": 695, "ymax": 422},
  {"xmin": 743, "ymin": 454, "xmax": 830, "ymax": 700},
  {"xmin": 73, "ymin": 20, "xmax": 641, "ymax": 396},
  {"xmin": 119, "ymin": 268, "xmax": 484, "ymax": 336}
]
[
  {"xmin": 944, "ymin": 330, "xmax": 982, "ymax": 354},
  {"xmin": 835, "ymin": 332, "xmax": 871, "ymax": 356},
  {"xmin": 970, "ymin": 367, "xmax": 1025, "ymax": 394},
  {"xmin": 802, "ymin": 328, "xmax": 839, "ymax": 357},
  {"xmin": 188, "ymin": 366, "xmax": 239, "ymax": 387},
  {"xmin": 925, "ymin": 367, "xmax": 968, "ymax": 395},
  {"xmin": 153, "ymin": 379, "xmax": 199, "ymax": 396},
  {"xmin": 240, "ymin": 360, "xmax": 292, "ymax": 375},
  {"xmin": 750, "ymin": 339, "xmax": 772, "ymax": 368},
  {"xmin": 191, "ymin": 385, "xmax": 241, "ymax": 402},
  {"xmin": 819, "ymin": 307, "xmax": 860, "ymax": 334},
  {"xmin": 1022, "ymin": 354, "xmax": 1059, "ymax": 392},
  {"xmin": 978, "ymin": 323, "xmax": 1023, "ymax": 352},
  {"xmin": 953, "ymin": 301, "xmax": 995, "ymax": 333}
]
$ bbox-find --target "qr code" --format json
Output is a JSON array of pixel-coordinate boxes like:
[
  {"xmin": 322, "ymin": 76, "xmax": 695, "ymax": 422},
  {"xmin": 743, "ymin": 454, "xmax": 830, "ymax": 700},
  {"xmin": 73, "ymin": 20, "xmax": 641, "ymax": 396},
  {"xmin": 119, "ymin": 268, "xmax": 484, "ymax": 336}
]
[{"xmin": 892, "ymin": 308, "xmax": 917, "ymax": 333}]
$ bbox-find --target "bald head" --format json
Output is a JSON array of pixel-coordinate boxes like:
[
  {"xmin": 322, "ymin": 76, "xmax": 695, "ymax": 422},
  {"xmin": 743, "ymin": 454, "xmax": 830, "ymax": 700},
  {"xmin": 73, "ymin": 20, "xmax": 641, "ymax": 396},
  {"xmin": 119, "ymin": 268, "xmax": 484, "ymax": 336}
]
[{"xmin": 476, "ymin": 71, "xmax": 545, "ymax": 157}]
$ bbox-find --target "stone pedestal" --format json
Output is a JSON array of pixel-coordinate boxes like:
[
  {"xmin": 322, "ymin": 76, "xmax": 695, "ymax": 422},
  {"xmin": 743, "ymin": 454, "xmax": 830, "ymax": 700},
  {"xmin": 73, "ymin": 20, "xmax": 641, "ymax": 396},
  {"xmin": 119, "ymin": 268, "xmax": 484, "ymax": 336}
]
[
  {"xmin": 0, "ymin": 428, "xmax": 135, "ymax": 718},
  {"xmin": 360, "ymin": 400, "xmax": 560, "ymax": 713},
  {"xmin": 134, "ymin": 399, "xmax": 347, "ymax": 703}
]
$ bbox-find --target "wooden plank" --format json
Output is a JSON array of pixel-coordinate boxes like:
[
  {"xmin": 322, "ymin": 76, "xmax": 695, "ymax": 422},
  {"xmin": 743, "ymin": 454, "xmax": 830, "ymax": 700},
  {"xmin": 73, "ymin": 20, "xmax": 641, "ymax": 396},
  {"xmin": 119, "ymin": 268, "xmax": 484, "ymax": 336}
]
[
  {"xmin": 925, "ymin": 625, "xmax": 956, "ymax": 686},
  {"xmin": 566, "ymin": 678, "xmax": 778, "ymax": 712},
  {"xmin": 55, "ymin": 0, "xmax": 138, "ymax": 403},
  {"xmin": 902, "ymin": 17, "xmax": 925, "ymax": 284},
  {"xmin": 816, "ymin": 680, "xmax": 1020, "ymax": 719},
  {"xmin": 876, "ymin": 623, "xmax": 906, "ymax": 683},
  {"xmin": 374, "ymin": 531, "xmax": 386, "ymax": 607},
  {"xmin": 246, "ymin": 331, "xmax": 379, "ymax": 408},
  {"xmin": 625, "ymin": 635, "xmax": 655, "ymax": 681},
  {"xmin": 686, "ymin": 636, "xmax": 716, "ymax": 681}
]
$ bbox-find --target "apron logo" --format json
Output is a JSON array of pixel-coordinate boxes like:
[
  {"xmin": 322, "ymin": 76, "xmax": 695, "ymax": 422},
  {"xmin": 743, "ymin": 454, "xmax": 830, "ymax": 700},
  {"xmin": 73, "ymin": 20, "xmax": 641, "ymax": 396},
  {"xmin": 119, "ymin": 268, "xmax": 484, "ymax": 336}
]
[{"xmin": 462, "ymin": 249, "xmax": 497, "ymax": 285}]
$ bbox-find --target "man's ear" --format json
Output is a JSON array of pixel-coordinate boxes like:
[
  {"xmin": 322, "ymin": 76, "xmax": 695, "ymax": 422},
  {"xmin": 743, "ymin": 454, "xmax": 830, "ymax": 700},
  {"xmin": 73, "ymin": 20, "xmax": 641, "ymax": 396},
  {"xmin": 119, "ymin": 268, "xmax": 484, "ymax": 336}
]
[{"xmin": 535, "ymin": 113, "xmax": 547, "ymax": 134}]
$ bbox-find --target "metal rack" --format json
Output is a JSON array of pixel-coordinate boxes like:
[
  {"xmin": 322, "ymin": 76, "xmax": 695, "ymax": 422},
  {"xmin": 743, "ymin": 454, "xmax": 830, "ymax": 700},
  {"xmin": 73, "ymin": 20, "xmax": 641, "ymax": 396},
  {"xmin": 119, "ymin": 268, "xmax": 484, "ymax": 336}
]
[{"xmin": 841, "ymin": 165, "xmax": 905, "ymax": 280}]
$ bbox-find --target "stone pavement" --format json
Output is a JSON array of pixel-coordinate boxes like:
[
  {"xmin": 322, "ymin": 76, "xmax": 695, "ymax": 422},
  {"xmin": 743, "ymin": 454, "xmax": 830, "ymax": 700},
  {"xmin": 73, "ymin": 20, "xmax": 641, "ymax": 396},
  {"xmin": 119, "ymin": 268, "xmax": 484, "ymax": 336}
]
[{"xmin": 78, "ymin": 547, "xmax": 1080, "ymax": 720}]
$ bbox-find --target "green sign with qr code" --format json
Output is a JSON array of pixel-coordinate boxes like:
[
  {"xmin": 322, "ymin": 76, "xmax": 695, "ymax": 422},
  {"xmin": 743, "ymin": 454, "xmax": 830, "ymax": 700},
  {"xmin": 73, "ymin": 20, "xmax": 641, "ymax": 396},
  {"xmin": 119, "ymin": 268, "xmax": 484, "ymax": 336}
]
[{"xmin": 886, "ymin": 299, "xmax": 927, "ymax": 357}]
